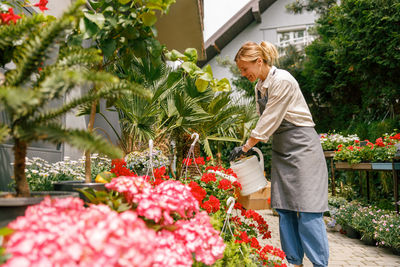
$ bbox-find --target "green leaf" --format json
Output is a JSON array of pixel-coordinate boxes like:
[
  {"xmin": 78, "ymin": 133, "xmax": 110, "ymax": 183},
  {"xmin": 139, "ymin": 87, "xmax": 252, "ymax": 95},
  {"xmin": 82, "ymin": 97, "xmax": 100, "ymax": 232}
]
[
  {"xmin": 84, "ymin": 12, "xmax": 105, "ymax": 29},
  {"xmin": 202, "ymin": 64, "xmax": 213, "ymax": 76},
  {"xmin": 167, "ymin": 49, "xmax": 187, "ymax": 61},
  {"xmin": 0, "ymin": 227, "xmax": 14, "ymax": 236},
  {"xmin": 140, "ymin": 11, "xmax": 157, "ymax": 26},
  {"xmin": 212, "ymin": 78, "xmax": 231, "ymax": 92},
  {"xmin": 195, "ymin": 78, "xmax": 209, "ymax": 93},
  {"xmin": 100, "ymin": 39, "xmax": 116, "ymax": 58},
  {"xmin": 184, "ymin": 48, "xmax": 198, "ymax": 63},
  {"xmin": 181, "ymin": 62, "xmax": 200, "ymax": 76},
  {"xmin": 118, "ymin": 0, "xmax": 131, "ymax": 4},
  {"xmin": 0, "ymin": 123, "xmax": 10, "ymax": 143},
  {"xmin": 80, "ymin": 17, "xmax": 99, "ymax": 39}
]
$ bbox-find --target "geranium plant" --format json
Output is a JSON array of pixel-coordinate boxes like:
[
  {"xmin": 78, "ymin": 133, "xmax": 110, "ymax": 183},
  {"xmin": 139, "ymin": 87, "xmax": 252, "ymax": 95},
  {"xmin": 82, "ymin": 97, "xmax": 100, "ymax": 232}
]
[
  {"xmin": 334, "ymin": 133, "xmax": 400, "ymax": 164},
  {"xmin": 320, "ymin": 133, "xmax": 359, "ymax": 151}
]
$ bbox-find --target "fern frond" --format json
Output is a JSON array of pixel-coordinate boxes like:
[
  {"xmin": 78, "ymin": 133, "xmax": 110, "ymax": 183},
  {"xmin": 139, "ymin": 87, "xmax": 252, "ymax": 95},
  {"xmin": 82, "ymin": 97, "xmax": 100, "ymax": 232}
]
[
  {"xmin": 0, "ymin": 85, "xmax": 40, "ymax": 118},
  {"xmin": 33, "ymin": 123, "xmax": 123, "ymax": 159},
  {"xmin": 57, "ymin": 46, "xmax": 103, "ymax": 68},
  {"xmin": 32, "ymin": 80, "xmax": 150, "ymax": 124},
  {"xmin": 0, "ymin": 13, "xmax": 50, "ymax": 51},
  {"xmin": 35, "ymin": 68, "xmax": 119, "ymax": 107},
  {"xmin": 32, "ymin": 46, "xmax": 104, "ymax": 86},
  {"xmin": 5, "ymin": 0, "xmax": 85, "ymax": 86},
  {"xmin": 0, "ymin": 123, "xmax": 10, "ymax": 143}
]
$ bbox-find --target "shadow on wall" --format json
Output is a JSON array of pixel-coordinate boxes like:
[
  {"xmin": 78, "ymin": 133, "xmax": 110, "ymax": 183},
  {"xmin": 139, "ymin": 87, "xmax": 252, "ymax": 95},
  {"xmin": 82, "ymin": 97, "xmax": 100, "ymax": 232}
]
[{"xmin": 0, "ymin": 145, "xmax": 13, "ymax": 192}]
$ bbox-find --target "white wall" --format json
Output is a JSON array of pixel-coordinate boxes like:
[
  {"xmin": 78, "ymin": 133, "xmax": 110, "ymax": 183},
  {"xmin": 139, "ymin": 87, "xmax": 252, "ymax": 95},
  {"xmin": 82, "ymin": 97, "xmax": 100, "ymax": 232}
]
[{"xmin": 207, "ymin": 0, "xmax": 317, "ymax": 81}]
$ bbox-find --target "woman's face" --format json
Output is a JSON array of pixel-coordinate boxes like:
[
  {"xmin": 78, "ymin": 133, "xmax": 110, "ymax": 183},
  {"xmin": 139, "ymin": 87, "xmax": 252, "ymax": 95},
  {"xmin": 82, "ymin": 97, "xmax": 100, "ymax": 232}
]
[{"xmin": 236, "ymin": 59, "xmax": 262, "ymax": 82}]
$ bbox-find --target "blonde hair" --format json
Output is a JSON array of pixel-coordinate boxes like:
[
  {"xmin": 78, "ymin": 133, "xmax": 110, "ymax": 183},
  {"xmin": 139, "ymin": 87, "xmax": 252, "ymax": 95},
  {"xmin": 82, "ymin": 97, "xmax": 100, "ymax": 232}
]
[{"xmin": 235, "ymin": 41, "xmax": 279, "ymax": 66}]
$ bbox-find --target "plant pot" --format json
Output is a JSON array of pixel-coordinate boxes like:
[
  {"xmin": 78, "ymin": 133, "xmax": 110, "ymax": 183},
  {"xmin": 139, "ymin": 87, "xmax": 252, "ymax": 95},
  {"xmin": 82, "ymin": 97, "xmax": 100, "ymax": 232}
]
[
  {"xmin": 53, "ymin": 180, "xmax": 106, "ymax": 202},
  {"xmin": 343, "ymin": 225, "xmax": 361, "ymax": 239},
  {"xmin": 0, "ymin": 191, "xmax": 79, "ymax": 228},
  {"xmin": 391, "ymin": 247, "xmax": 400, "ymax": 256},
  {"xmin": 360, "ymin": 235, "xmax": 376, "ymax": 246}
]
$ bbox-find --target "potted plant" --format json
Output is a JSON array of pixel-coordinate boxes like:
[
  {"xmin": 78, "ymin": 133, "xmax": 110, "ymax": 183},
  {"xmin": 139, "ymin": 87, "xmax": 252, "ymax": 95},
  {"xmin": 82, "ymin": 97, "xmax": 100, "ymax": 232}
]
[
  {"xmin": 0, "ymin": 0, "xmax": 125, "ymax": 225},
  {"xmin": 374, "ymin": 212, "xmax": 400, "ymax": 255},
  {"xmin": 333, "ymin": 201, "xmax": 362, "ymax": 239},
  {"xmin": 351, "ymin": 205, "xmax": 388, "ymax": 246}
]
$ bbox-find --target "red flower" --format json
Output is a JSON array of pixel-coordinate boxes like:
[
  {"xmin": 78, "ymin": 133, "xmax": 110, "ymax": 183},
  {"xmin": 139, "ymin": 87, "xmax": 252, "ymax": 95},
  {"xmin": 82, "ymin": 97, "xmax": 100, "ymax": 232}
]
[
  {"xmin": 195, "ymin": 157, "xmax": 205, "ymax": 165},
  {"xmin": 354, "ymin": 140, "xmax": 360, "ymax": 144},
  {"xmin": 34, "ymin": 0, "xmax": 49, "ymax": 12},
  {"xmin": 153, "ymin": 166, "xmax": 169, "ymax": 180},
  {"xmin": 375, "ymin": 137, "xmax": 385, "ymax": 147},
  {"xmin": 347, "ymin": 145, "xmax": 354, "ymax": 151},
  {"xmin": 110, "ymin": 159, "xmax": 136, "ymax": 177},
  {"xmin": 0, "ymin": 8, "xmax": 21, "ymax": 24},
  {"xmin": 201, "ymin": 195, "xmax": 220, "ymax": 213},
  {"xmin": 232, "ymin": 181, "xmax": 242, "ymax": 190},
  {"xmin": 182, "ymin": 158, "xmax": 192, "ymax": 166},
  {"xmin": 217, "ymin": 179, "xmax": 232, "ymax": 190},
  {"xmin": 206, "ymin": 156, "xmax": 211, "ymax": 161},
  {"xmin": 250, "ymin": 237, "xmax": 261, "ymax": 249},
  {"xmin": 189, "ymin": 181, "xmax": 207, "ymax": 203},
  {"xmin": 201, "ymin": 172, "xmax": 216, "ymax": 183},
  {"xmin": 390, "ymin": 133, "xmax": 400, "ymax": 140}
]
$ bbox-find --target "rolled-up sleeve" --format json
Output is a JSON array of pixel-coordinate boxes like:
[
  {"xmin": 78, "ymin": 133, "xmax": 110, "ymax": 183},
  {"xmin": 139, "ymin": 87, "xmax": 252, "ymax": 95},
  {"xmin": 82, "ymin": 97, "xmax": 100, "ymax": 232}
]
[{"xmin": 250, "ymin": 80, "xmax": 294, "ymax": 142}]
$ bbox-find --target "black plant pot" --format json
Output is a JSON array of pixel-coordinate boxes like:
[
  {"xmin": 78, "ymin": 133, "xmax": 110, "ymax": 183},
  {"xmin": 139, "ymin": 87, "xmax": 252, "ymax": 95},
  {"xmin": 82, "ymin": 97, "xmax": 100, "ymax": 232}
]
[
  {"xmin": 391, "ymin": 247, "xmax": 400, "ymax": 256},
  {"xmin": 0, "ymin": 191, "xmax": 79, "ymax": 228},
  {"xmin": 343, "ymin": 225, "xmax": 361, "ymax": 239},
  {"xmin": 360, "ymin": 235, "xmax": 376, "ymax": 246},
  {"xmin": 53, "ymin": 180, "xmax": 105, "ymax": 202}
]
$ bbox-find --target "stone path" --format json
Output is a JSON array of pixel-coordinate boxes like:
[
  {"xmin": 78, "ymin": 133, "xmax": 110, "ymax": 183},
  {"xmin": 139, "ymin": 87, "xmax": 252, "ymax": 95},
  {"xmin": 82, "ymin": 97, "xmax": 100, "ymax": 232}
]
[{"xmin": 257, "ymin": 209, "xmax": 400, "ymax": 267}]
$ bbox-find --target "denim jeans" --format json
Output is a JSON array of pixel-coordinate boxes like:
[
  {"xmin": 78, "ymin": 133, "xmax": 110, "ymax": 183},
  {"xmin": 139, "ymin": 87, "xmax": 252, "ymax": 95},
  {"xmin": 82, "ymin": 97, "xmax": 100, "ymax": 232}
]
[{"xmin": 276, "ymin": 209, "xmax": 329, "ymax": 267}]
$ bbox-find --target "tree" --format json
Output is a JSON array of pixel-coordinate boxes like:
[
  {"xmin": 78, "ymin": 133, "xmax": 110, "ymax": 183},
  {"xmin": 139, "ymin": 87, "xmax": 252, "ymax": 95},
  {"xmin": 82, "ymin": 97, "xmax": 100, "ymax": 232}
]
[
  {"xmin": 68, "ymin": 0, "xmax": 175, "ymax": 182},
  {"xmin": 0, "ymin": 0, "xmax": 124, "ymax": 197},
  {"xmin": 287, "ymin": 0, "xmax": 400, "ymax": 132}
]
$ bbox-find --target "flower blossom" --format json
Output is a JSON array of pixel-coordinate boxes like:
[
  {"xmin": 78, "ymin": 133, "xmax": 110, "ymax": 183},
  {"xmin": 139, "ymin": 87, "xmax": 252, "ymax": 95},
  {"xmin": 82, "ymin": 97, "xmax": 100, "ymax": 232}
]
[
  {"xmin": 0, "ymin": 8, "xmax": 21, "ymax": 24},
  {"xmin": 3, "ymin": 197, "xmax": 157, "ymax": 267},
  {"xmin": 201, "ymin": 195, "xmax": 220, "ymax": 213},
  {"xmin": 218, "ymin": 178, "xmax": 232, "ymax": 190},
  {"xmin": 34, "ymin": 0, "xmax": 49, "ymax": 12}
]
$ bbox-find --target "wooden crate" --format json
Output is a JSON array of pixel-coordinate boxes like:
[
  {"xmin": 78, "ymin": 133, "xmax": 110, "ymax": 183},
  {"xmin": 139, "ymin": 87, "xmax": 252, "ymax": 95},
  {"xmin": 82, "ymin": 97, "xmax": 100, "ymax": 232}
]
[{"xmin": 235, "ymin": 183, "xmax": 271, "ymax": 210}]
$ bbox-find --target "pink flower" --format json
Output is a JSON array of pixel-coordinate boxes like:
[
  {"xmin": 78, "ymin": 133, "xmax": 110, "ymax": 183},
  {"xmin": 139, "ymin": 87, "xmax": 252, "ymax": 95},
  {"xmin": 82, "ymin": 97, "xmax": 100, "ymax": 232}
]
[{"xmin": 3, "ymin": 197, "xmax": 157, "ymax": 267}]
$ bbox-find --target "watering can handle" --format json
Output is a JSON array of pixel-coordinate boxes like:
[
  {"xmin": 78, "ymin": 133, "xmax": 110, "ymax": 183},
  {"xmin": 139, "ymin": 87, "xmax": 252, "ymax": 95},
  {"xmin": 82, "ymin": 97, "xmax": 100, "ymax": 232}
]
[{"xmin": 251, "ymin": 147, "xmax": 264, "ymax": 173}]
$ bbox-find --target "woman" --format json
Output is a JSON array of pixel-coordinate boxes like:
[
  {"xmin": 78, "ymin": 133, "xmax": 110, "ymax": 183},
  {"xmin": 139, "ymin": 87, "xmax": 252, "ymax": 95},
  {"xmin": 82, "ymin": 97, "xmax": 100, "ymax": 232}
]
[{"xmin": 229, "ymin": 41, "xmax": 329, "ymax": 267}]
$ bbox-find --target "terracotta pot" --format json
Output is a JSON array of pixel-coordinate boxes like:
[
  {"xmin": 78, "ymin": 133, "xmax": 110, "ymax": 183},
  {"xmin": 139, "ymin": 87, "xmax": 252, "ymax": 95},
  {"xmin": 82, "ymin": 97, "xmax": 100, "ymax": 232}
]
[{"xmin": 0, "ymin": 191, "xmax": 79, "ymax": 228}]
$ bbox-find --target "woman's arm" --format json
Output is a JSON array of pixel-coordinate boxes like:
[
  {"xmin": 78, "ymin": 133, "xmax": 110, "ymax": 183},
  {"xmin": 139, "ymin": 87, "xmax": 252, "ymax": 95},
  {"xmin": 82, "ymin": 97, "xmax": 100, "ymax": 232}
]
[{"xmin": 242, "ymin": 137, "xmax": 261, "ymax": 152}]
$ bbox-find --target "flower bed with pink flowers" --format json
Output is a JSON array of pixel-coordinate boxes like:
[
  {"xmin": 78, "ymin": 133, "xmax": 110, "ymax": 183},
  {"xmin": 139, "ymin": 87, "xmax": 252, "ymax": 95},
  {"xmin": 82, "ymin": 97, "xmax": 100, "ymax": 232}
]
[{"xmin": 0, "ymin": 157, "xmax": 286, "ymax": 266}]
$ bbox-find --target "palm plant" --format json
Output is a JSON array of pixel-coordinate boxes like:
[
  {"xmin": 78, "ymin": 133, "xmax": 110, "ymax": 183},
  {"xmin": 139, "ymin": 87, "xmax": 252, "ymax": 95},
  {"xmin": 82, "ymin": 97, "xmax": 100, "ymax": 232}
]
[{"xmin": 0, "ymin": 0, "xmax": 130, "ymax": 197}]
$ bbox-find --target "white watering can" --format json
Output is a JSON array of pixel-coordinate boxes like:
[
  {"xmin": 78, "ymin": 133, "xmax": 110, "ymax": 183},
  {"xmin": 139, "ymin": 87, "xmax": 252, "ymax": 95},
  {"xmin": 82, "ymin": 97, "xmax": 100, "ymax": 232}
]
[{"xmin": 230, "ymin": 147, "xmax": 268, "ymax": 196}]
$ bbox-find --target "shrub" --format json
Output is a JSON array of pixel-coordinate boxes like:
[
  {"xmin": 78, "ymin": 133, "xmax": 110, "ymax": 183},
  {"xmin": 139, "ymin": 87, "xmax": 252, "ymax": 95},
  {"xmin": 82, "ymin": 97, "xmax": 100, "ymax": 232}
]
[
  {"xmin": 125, "ymin": 148, "xmax": 169, "ymax": 175},
  {"xmin": 374, "ymin": 213, "xmax": 400, "ymax": 249}
]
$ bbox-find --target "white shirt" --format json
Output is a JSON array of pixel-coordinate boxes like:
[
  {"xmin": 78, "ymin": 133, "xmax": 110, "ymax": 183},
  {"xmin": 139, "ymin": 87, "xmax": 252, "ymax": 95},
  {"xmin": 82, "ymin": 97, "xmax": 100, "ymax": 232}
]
[{"xmin": 251, "ymin": 66, "xmax": 315, "ymax": 142}]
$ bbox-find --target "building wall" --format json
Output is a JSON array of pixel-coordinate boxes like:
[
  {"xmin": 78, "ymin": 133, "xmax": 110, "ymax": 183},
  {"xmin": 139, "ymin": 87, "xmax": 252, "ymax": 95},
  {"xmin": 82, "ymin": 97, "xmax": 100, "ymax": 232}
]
[{"xmin": 206, "ymin": 0, "xmax": 317, "ymax": 81}]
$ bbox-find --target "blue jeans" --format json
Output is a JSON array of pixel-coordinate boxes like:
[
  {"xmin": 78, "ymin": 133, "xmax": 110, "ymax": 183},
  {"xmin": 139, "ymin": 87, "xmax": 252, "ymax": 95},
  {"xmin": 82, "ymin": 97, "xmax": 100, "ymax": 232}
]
[{"xmin": 276, "ymin": 209, "xmax": 329, "ymax": 267}]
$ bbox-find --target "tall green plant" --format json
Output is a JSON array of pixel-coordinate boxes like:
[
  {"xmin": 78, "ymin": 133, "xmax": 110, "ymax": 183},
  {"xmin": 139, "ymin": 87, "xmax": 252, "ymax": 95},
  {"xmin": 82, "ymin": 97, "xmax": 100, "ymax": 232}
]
[
  {"xmin": 0, "ymin": 0, "xmax": 125, "ymax": 197},
  {"xmin": 288, "ymin": 0, "xmax": 400, "ymax": 132},
  {"xmin": 67, "ymin": 0, "xmax": 175, "ymax": 181}
]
